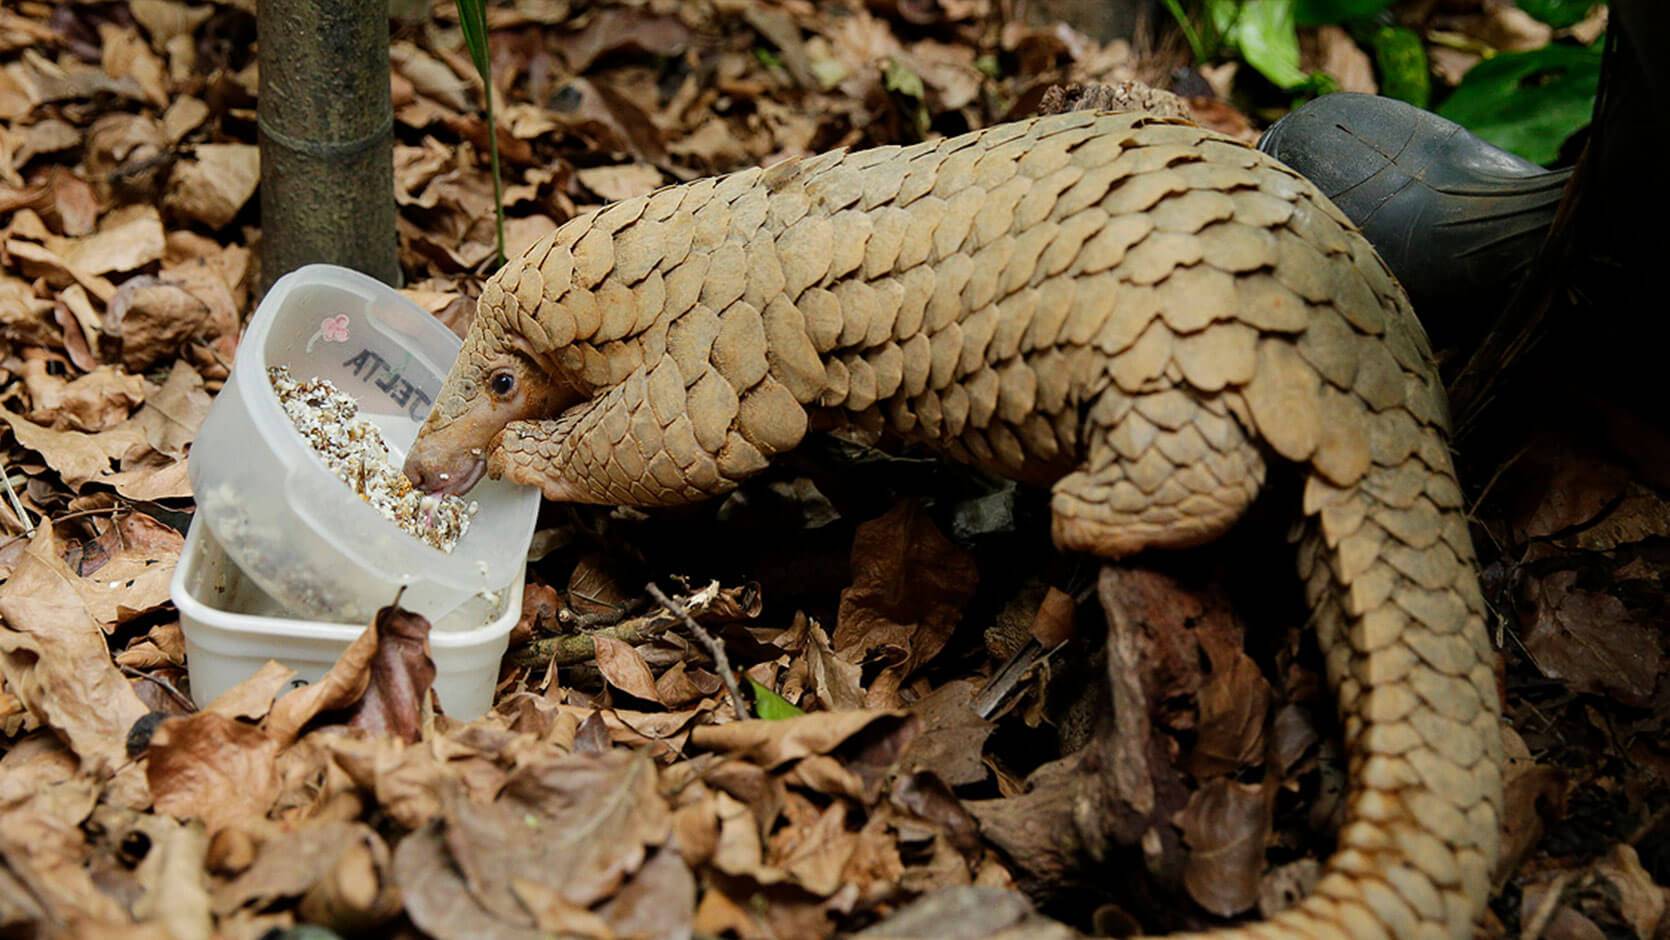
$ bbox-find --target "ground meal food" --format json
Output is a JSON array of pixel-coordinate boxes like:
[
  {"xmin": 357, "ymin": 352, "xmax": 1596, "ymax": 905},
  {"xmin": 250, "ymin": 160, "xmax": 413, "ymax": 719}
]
[{"xmin": 269, "ymin": 366, "xmax": 478, "ymax": 552}]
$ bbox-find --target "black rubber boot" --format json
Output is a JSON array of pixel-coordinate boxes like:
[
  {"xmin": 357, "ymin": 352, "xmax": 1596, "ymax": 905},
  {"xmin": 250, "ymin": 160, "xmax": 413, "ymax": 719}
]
[{"xmin": 1257, "ymin": 93, "xmax": 1571, "ymax": 337}]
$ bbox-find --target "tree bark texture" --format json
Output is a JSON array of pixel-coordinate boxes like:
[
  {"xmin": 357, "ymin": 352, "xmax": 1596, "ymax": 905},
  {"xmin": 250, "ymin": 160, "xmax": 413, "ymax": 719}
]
[{"xmin": 258, "ymin": 0, "xmax": 399, "ymax": 292}]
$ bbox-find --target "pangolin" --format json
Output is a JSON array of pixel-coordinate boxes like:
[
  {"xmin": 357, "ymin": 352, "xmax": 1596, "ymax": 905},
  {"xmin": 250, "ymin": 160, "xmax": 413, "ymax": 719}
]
[{"xmin": 405, "ymin": 109, "xmax": 1502, "ymax": 940}]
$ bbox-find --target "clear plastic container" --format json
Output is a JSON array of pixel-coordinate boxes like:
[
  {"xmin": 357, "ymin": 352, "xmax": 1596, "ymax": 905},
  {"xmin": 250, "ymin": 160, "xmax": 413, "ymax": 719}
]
[
  {"xmin": 189, "ymin": 264, "xmax": 539, "ymax": 630},
  {"xmin": 173, "ymin": 519, "xmax": 520, "ymax": 720}
]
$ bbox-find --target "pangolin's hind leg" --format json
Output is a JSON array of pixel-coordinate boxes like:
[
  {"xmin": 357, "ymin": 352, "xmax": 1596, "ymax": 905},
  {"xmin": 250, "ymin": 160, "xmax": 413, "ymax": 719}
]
[{"xmin": 1051, "ymin": 388, "xmax": 1267, "ymax": 558}]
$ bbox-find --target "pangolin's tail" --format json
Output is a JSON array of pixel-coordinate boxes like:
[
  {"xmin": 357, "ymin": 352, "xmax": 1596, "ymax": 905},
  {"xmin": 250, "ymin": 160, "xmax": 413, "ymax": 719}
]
[{"xmin": 1231, "ymin": 455, "xmax": 1504, "ymax": 940}]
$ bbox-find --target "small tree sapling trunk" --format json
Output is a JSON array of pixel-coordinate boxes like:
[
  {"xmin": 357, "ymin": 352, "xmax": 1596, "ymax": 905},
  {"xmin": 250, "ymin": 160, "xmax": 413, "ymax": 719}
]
[{"xmin": 258, "ymin": 0, "xmax": 399, "ymax": 292}]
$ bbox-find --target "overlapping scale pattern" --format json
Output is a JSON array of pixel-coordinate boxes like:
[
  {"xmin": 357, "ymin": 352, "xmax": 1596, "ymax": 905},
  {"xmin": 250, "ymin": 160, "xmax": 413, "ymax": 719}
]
[{"xmin": 458, "ymin": 109, "xmax": 1502, "ymax": 940}]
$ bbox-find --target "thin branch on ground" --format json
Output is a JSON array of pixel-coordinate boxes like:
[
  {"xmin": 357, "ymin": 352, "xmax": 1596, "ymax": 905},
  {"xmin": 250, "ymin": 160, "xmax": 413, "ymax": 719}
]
[{"xmin": 647, "ymin": 582, "xmax": 749, "ymax": 721}]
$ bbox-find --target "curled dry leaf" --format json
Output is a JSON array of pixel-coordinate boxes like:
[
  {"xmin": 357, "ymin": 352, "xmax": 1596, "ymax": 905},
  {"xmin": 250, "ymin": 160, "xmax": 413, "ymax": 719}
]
[
  {"xmin": 0, "ymin": 404, "xmax": 144, "ymax": 490},
  {"xmin": 23, "ymin": 361, "xmax": 147, "ymax": 433},
  {"xmin": 205, "ymin": 660, "xmax": 296, "ymax": 721},
  {"xmin": 48, "ymin": 205, "xmax": 166, "ymax": 277},
  {"xmin": 594, "ymin": 635, "xmax": 664, "ymax": 705},
  {"xmin": 394, "ymin": 824, "xmax": 545, "ymax": 940},
  {"xmin": 107, "ymin": 270, "xmax": 237, "ymax": 371},
  {"xmin": 132, "ymin": 359, "xmax": 212, "ymax": 458},
  {"xmin": 265, "ymin": 613, "xmax": 380, "ymax": 747},
  {"xmin": 692, "ymin": 710, "xmax": 913, "ymax": 771},
  {"xmin": 1179, "ymin": 778, "xmax": 1271, "ymax": 917},
  {"xmin": 0, "ymin": 524, "xmax": 151, "ymax": 778},
  {"xmin": 803, "ymin": 615, "xmax": 865, "ymax": 712},
  {"xmin": 346, "ymin": 605, "xmax": 435, "ymax": 741},
  {"xmin": 1186, "ymin": 618, "xmax": 1271, "ymax": 779},
  {"xmin": 68, "ymin": 510, "xmax": 183, "ymax": 627},
  {"xmin": 164, "ymin": 143, "xmax": 258, "ymax": 228},
  {"xmin": 834, "ymin": 501, "xmax": 978, "ymax": 683}
]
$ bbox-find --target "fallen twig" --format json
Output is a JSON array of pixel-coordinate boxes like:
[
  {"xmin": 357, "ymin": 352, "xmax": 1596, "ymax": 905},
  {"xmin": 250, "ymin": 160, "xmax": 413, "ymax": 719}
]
[
  {"xmin": 647, "ymin": 582, "xmax": 749, "ymax": 722},
  {"xmin": 505, "ymin": 581, "xmax": 761, "ymax": 671}
]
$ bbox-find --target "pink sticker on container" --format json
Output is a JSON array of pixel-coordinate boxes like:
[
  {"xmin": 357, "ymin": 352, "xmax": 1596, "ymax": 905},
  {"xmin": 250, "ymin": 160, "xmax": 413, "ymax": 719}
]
[{"xmin": 305, "ymin": 314, "xmax": 351, "ymax": 353}]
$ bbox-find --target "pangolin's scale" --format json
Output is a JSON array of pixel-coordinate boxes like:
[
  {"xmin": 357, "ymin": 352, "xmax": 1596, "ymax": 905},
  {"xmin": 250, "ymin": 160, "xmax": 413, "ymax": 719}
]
[{"xmin": 462, "ymin": 109, "xmax": 1503, "ymax": 940}]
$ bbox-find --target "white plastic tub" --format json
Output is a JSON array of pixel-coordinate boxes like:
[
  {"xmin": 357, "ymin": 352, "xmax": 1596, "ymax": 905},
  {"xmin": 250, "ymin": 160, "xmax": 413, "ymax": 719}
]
[
  {"xmin": 189, "ymin": 264, "xmax": 539, "ymax": 629},
  {"xmin": 173, "ymin": 518, "xmax": 521, "ymax": 720}
]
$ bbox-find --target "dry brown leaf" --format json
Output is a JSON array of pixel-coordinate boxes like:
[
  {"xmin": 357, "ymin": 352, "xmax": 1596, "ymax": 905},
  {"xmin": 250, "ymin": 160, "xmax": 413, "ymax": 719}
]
[
  {"xmin": 576, "ymin": 163, "xmax": 664, "ymax": 202},
  {"xmin": 896, "ymin": 680, "xmax": 993, "ymax": 787},
  {"xmin": 130, "ymin": 0, "xmax": 215, "ymax": 47},
  {"xmin": 394, "ymin": 825, "xmax": 545, "ymax": 940},
  {"xmin": 48, "ymin": 205, "xmax": 166, "ymax": 277},
  {"xmin": 1497, "ymin": 725, "xmax": 1562, "ymax": 884},
  {"xmin": 692, "ymin": 710, "xmax": 913, "ymax": 771},
  {"xmin": 1308, "ymin": 25, "xmax": 1376, "ymax": 95},
  {"xmin": 265, "ymin": 617, "xmax": 380, "ymax": 747},
  {"xmin": 214, "ymin": 821, "xmax": 398, "ymax": 931},
  {"xmin": 147, "ymin": 711, "xmax": 281, "ymax": 836},
  {"xmin": 115, "ymin": 622, "xmax": 187, "ymax": 670},
  {"xmin": 165, "ymin": 144, "xmax": 259, "ymax": 228},
  {"xmin": 24, "ymin": 361, "xmax": 147, "ymax": 433},
  {"xmin": 69, "ymin": 511, "xmax": 183, "ymax": 627},
  {"xmin": 1180, "ymin": 778, "xmax": 1270, "ymax": 917},
  {"xmin": 107, "ymin": 272, "xmax": 235, "ymax": 371},
  {"xmin": 0, "ymin": 524, "xmax": 151, "ymax": 777},
  {"xmin": 1186, "ymin": 619, "xmax": 1271, "ymax": 778},
  {"xmin": 804, "ymin": 616, "xmax": 865, "ymax": 711},
  {"xmin": 390, "ymin": 42, "xmax": 473, "ymax": 113},
  {"xmin": 1, "ymin": 407, "xmax": 143, "ymax": 490},
  {"xmin": 556, "ymin": 8, "xmax": 691, "ymax": 73},
  {"xmin": 206, "ymin": 660, "xmax": 296, "ymax": 721},
  {"xmin": 106, "ymin": 448, "xmax": 193, "ymax": 500},
  {"xmin": 132, "ymin": 359, "xmax": 212, "ymax": 458},
  {"xmin": 834, "ymin": 501, "xmax": 978, "ymax": 685},
  {"xmin": 346, "ymin": 605, "xmax": 435, "ymax": 740},
  {"xmin": 130, "ymin": 820, "xmax": 213, "ymax": 940},
  {"xmin": 99, "ymin": 23, "xmax": 169, "ymax": 107},
  {"xmin": 47, "ymin": 167, "xmax": 99, "ymax": 236},
  {"xmin": 443, "ymin": 750, "xmax": 672, "ymax": 919},
  {"xmin": 594, "ymin": 635, "xmax": 664, "ymax": 705},
  {"xmin": 1521, "ymin": 569, "xmax": 1663, "ymax": 707},
  {"xmin": 594, "ymin": 846, "xmax": 697, "ymax": 940}
]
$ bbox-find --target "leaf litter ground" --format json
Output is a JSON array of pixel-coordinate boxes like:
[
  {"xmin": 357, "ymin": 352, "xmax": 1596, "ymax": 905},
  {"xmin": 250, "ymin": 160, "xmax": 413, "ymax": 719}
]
[{"xmin": 0, "ymin": 2, "xmax": 1665, "ymax": 939}]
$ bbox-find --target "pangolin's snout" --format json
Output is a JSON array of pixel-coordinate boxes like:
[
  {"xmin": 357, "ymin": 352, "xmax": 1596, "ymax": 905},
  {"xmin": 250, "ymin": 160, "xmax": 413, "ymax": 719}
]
[{"xmin": 404, "ymin": 439, "xmax": 488, "ymax": 497}]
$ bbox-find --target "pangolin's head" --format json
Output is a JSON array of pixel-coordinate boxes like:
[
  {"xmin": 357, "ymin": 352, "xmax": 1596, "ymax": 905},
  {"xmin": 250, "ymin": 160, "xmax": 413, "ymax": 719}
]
[{"xmin": 404, "ymin": 280, "xmax": 577, "ymax": 496}]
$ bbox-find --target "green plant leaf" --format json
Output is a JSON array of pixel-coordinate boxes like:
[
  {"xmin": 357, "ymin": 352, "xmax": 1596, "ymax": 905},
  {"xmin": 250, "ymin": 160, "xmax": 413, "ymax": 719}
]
[
  {"xmin": 1437, "ymin": 43, "xmax": 1601, "ymax": 165},
  {"xmin": 454, "ymin": 0, "xmax": 490, "ymax": 81},
  {"xmin": 1296, "ymin": 0, "xmax": 1393, "ymax": 27},
  {"xmin": 1371, "ymin": 24, "xmax": 1430, "ymax": 108},
  {"xmin": 1210, "ymin": 0, "xmax": 1313, "ymax": 91},
  {"xmin": 452, "ymin": 0, "xmax": 504, "ymax": 265},
  {"xmin": 748, "ymin": 678, "xmax": 804, "ymax": 720},
  {"xmin": 1516, "ymin": 0, "xmax": 1599, "ymax": 29}
]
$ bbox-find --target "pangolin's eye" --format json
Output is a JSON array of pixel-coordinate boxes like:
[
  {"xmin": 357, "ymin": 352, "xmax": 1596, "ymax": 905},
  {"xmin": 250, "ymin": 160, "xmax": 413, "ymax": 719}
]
[{"xmin": 489, "ymin": 371, "xmax": 516, "ymax": 397}]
